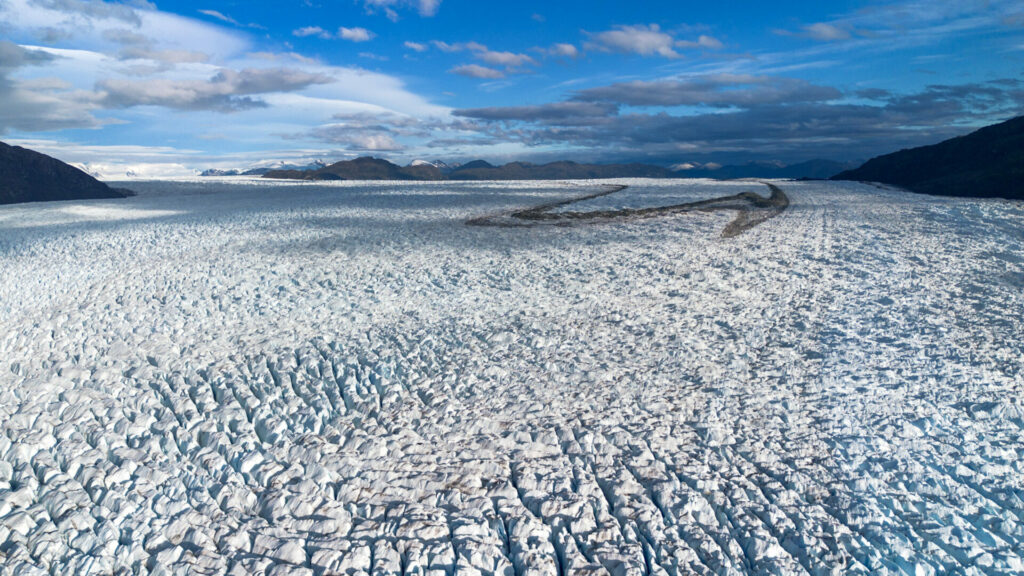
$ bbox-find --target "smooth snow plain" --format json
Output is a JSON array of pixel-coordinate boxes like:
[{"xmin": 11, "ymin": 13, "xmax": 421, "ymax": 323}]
[{"xmin": 0, "ymin": 178, "xmax": 1022, "ymax": 576}]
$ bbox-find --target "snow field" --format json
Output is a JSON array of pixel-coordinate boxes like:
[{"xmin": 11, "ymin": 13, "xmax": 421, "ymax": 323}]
[{"xmin": 0, "ymin": 179, "xmax": 1022, "ymax": 575}]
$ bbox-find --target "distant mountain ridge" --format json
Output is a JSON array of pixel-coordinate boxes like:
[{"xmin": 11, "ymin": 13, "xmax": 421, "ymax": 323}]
[
  {"xmin": 260, "ymin": 156, "xmax": 845, "ymax": 182},
  {"xmin": 677, "ymin": 159, "xmax": 856, "ymax": 180},
  {"xmin": 202, "ymin": 160, "xmax": 327, "ymax": 177},
  {"xmin": 1, "ymin": 141, "xmax": 133, "ymax": 205},
  {"xmin": 832, "ymin": 116, "xmax": 1024, "ymax": 200},
  {"xmin": 264, "ymin": 157, "xmax": 443, "ymax": 181},
  {"xmin": 447, "ymin": 160, "xmax": 674, "ymax": 180}
]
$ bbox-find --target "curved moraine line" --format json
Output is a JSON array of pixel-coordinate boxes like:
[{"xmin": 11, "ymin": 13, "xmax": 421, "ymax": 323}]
[{"xmin": 467, "ymin": 182, "xmax": 790, "ymax": 238}]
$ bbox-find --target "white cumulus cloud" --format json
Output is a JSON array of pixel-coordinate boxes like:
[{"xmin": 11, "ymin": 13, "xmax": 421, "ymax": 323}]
[
  {"xmin": 586, "ymin": 24, "xmax": 683, "ymax": 59},
  {"xmin": 339, "ymin": 27, "xmax": 376, "ymax": 42}
]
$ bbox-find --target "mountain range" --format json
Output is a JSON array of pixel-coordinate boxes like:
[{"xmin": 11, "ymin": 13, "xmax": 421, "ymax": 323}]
[
  {"xmin": 201, "ymin": 160, "xmax": 328, "ymax": 177},
  {"xmin": 259, "ymin": 157, "xmax": 844, "ymax": 182},
  {"xmin": 3, "ymin": 116, "xmax": 1021, "ymax": 206},
  {"xmin": 833, "ymin": 116, "xmax": 1023, "ymax": 200}
]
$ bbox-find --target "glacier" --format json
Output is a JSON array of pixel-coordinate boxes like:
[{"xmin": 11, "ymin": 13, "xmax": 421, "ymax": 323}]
[{"xmin": 0, "ymin": 178, "xmax": 1022, "ymax": 575}]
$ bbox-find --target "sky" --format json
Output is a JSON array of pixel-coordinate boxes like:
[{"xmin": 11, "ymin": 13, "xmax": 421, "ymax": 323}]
[{"xmin": 0, "ymin": 0, "xmax": 1022, "ymax": 177}]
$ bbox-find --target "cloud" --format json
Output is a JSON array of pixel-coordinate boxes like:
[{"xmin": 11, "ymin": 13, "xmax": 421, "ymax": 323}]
[
  {"xmin": 37, "ymin": 27, "xmax": 74, "ymax": 43},
  {"xmin": 404, "ymin": 41, "xmax": 428, "ymax": 52},
  {"xmin": 291, "ymin": 26, "xmax": 375, "ymax": 42},
  {"xmin": 454, "ymin": 101, "xmax": 619, "ymax": 124},
  {"xmin": 339, "ymin": 27, "xmax": 375, "ymax": 42},
  {"xmin": 303, "ymin": 111, "xmax": 480, "ymax": 152},
  {"xmin": 248, "ymin": 51, "xmax": 319, "ymax": 65},
  {"xmin": 310, "ymin": 125, "xmax": 405, "ymax": 151},
  {"xmin": 6, "ymin": 0, "xmax": 252, "ymax": 64},
  {"xmin": 1, "ymin": 1, "xmax": 452, "ymax": 168},
  {"xmin": 771, "ymin": 0, "xmax": 1024, "ymax": 51},
  {"xmin": 675, "ymin": 35, "xmax": 724, "ymax": 50},
  {"xmin": 475, "ymin": 49, "xmax": 534, "ymax": 67},
  {"xmin": 362, "ymin": 0, "xmax": 441, "ymax": 19},
  {"xmin": 30, "ymin": 0, "xmax": 147, "ymax": 25},
  {"xmin": 431, "ymin": 40, "xmax": 485, "ymax": 53},
  {"xmin": 294, "ymin": 26, "xmax": 331, "ymax": 39},
  {"xmin": 545, "ymin": 43, "xmax": 579, "ymax": 58},
  {"xmin": 103, "ymin": 28, "xmax": 209, "ymax": 64},
  {"xmin": 449, "ymin": 64, "xmax": 504, "ymax": 79},
  {"xmin": 452, "ymin": 78, "xmax": 1024, "ymax": 163},
  {"xmin": 0, "ymin": 41, "xmax": 105, "ymax": 132},
  {"xmin": 586, "ymin": 24, "xmax": 681, "ymax": 58},
  {"xmin": 198, "ymin": 9, "xmax": 238, "ymax": 26},
  {"xmin": 0, "ymin": 40, "xmax": 55, "ymax": 70},
  {"xmin": 776, "ymin": 23, "xmax": 853, "ymax": 42},
  {"xmin": 431, "ymin": 41, "xmax": 536, "ymax": 72},
  {"xmin": 98, "ymin": 67, "xmax": 334, "ymax": 112},
  {"xmin": 573, "ymin": 75, "xmax": 841, "ymax": 107}
]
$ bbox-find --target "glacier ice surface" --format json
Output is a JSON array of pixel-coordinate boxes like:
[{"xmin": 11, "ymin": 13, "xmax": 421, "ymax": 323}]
[{"xmin": 0, "ymin": 178, "xmax": 1022, "ymax": 575}]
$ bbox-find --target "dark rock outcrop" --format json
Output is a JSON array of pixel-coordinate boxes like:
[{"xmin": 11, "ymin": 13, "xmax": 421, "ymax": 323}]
[
  {"xmin": 832, "ymin": 116, "xmax": 1024, "ymax": 200},
  {"xmin": 0, "ymin": 141, "xmax": 132, "ymax": 205}
]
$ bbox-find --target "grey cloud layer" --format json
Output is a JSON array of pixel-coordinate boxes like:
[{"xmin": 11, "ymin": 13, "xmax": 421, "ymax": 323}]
[
  {"xmin": 455, "ymin": 75, "xmax": 1024, "ymax": 162},
  {"xmin": 98, "ymin": 68, "xmax": 333, "ymax": 112},
  {"xmin": 302, "ymin": 110, "xmax": 498, "ymax": 153},
  {"xmin": 0, "ymin": 41, "xmax": 103, "ymax": 132},
  {"xmin": 103, "ymin": 28, "xmax": 209, "ymax": 64},
  {"xmin": 30, "ymin": 0, "xmax": 150, "ymax": 25},
  {"xmin": 573, "ymin": 76, "xmax": 841, "ymax": 107},
  {"xmin": 0, "ymin": 40, "xmax": 56, "ymax": 71}
]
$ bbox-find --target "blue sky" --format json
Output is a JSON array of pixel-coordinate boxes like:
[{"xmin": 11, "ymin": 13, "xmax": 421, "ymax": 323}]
[{"xmin": 0, "ymin": 0, "xmax": 1022, "ymax": 176}]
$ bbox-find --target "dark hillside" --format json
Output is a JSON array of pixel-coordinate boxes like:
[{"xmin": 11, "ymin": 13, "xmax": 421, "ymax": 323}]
[
  {"xmin": 832, "ymin": 116, "xmax": 1024, "ymax": 200},
  {"xmin": 0, "ymin": 141, "xmax": 132, "ymax": 205}
]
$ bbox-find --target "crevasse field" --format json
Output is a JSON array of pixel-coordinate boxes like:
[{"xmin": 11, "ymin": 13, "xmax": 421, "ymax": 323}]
[{"xmin": 0, "ymin": 178, "xmax": 1022, "ymax": 576}]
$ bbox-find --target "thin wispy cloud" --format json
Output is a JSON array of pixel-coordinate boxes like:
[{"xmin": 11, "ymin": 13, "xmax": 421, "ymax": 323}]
[
  {"xmin": 428, "ymin": 40, "xmax": 537, "ymax": 75},
  {"xmin": 198, "ymin": 9, "xmax": 238, "ymax": 25},
  {"xmin": 292, "ymin": 26, "xmax": 376, "ymax": 42},
  {"xmin": 362, "ymin": 0, "xmax": 442, "ymax": 20},
  {"xmin": 774, "ymin": 23, "xmax": 854, "ymax": 41},
  {"xmin": 450, "ymin": 64, "xmax": 505, "ymax": 79},
  {"xmin": 197, "ymin": 8, "xmax": 264, "ymax": 30},
  {"xmin": 98, "ymin": 68, "xmax": 334, "ymax": 112}
]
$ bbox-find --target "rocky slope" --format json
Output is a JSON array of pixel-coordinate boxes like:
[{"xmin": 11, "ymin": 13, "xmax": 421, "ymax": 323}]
[
  {"xmin": 832, "ymin": 116, "xmax": 1024, "ymax": 200},
  {"xmin": 0, "ymin": 141, "xmax": 132, "ymax": 205}
]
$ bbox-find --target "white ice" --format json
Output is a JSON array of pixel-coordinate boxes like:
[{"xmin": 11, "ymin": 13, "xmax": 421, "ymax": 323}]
[{"xmin": 0, "ymin": 178, "xmax": 1022, "ymax": 575}]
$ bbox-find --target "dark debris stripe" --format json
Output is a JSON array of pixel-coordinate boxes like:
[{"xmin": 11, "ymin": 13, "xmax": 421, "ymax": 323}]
[{"xmin": 466, "ymin": 182, "xmax": 789, "ymax": 238}]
